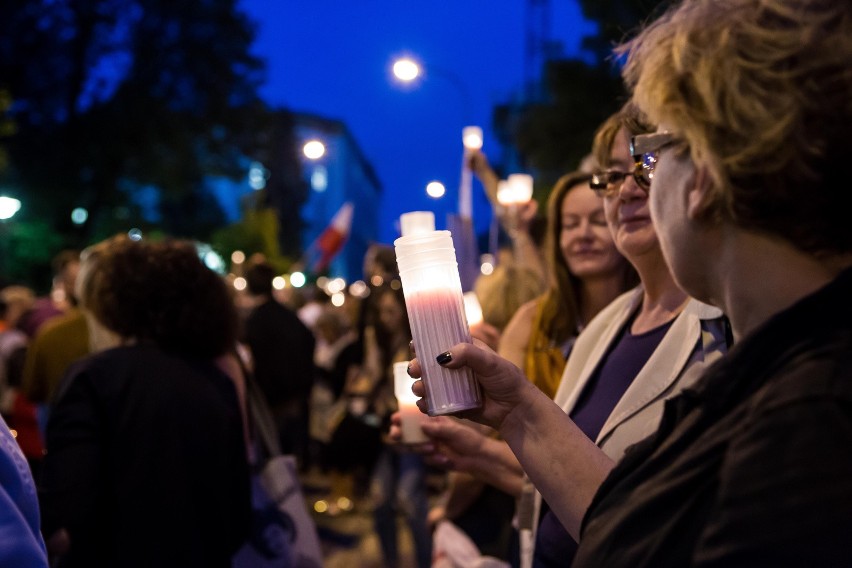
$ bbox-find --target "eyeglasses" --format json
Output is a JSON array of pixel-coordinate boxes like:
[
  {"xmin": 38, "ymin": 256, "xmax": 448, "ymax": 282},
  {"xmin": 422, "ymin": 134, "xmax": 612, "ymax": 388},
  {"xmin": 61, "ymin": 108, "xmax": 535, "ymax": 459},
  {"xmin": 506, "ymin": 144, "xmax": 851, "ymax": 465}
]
[
  {"xmin": 630, "ymin": 132, "xmax": 680, "ymax": 190},
  {"xmin": 589, "ymin": 170, "xmax": 641, "ymax": 198}
]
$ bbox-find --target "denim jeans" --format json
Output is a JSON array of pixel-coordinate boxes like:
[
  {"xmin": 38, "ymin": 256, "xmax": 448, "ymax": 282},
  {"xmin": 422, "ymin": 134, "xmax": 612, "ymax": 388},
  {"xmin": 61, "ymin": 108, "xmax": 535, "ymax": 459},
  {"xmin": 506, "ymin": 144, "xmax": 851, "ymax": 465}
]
[{"xmin": 370, "ymin": 448, "xmax": 432, "ymax": 568}]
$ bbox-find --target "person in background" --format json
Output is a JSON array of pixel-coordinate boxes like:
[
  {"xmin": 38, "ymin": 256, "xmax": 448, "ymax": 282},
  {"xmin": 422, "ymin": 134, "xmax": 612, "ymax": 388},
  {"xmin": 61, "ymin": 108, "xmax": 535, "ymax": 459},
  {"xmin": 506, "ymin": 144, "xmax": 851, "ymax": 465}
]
[
  {"xmin": 16, "ymin": 250, "xmax": 79, "ymax": 338},
  {"xmin": 310, "ymin": 305, "xmax": 363, "ymax": 513},
  {"xmin": 363, "ymin": 284, "xmax": 431, "ymax": 568},
  {"xmin": 243, "ymin": 260, "xmax": 316, "ymax": 470},
  {"xmin": 40, "ymin": 236, "xmax": 250, "ymax": 567},
  {"xmin": 0, "ymin": 287, "xmax": 33, "ymax": 414},
  {"xmin": 408, "ymin": 0, "xmax": 852, "ymax": 565},
  {"xmin": 500, "ymin": 170, "xmax": 638, "ymax": 399},
  {"xmin": 17, "ymin": 251, "xmax": 89, "ymax": 477}
]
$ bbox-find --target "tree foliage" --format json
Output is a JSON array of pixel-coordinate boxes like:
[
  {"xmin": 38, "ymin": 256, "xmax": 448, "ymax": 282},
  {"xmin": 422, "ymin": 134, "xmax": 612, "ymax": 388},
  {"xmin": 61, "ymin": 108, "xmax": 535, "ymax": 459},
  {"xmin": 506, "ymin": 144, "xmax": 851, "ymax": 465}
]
[
  {"xmin": 498, "ymin": 0, "xmax": 668, "ymax": 191},
  {"xmin": 0, "ymin": 0, "xmax": 307, "ymax": 286}
]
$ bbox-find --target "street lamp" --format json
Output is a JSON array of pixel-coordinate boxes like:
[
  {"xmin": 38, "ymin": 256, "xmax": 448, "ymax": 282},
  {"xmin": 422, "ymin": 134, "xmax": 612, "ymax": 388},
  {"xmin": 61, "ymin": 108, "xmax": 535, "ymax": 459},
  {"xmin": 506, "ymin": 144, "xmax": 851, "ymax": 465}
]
[
  {"xmin": 303, "ymin": 139, "xmax": 326, "ymax": 160},
  {"xmin": 390, "ymin": 55, "xmax": 473, "ymax": 123},
  {"xmin": 426, "ymin": 181, "xmax": 446, "ymax": 199},
  {"xmin": 392, "ymin": 58, "xmax": 420, "ymax": 82},
  {"xmin": 0, "ymin": 196, "xmax": 21, "ymax": 220}
]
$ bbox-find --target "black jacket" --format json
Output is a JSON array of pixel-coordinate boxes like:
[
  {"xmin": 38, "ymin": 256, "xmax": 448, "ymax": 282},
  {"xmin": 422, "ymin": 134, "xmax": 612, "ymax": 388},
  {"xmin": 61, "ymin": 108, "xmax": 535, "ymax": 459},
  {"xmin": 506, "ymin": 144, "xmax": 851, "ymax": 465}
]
[
  {"xmin": 41, "ymin": 345, "xmax": 251, "ymax": 568},
  {"xmin": 576, "ymin": 268, "xmax": 852, "ymax": 567}
]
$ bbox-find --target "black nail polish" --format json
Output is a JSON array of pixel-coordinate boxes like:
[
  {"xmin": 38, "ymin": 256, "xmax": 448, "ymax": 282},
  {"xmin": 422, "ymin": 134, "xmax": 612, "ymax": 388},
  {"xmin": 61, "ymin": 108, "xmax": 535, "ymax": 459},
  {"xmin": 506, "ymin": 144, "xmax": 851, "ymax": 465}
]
[
  {"xmin": 406, "ymin": 364, "xmax": 412, "ymax": 376},
  {"xmin": 436, "ymin": 351, "xmax": 452, "ymax": 365}
]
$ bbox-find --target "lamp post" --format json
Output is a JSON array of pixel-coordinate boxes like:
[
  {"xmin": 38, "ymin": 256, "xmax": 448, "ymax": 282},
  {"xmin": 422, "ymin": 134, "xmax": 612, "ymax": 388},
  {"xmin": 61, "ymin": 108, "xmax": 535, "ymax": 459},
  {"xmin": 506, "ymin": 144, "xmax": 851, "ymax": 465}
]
[
  {"xmin": 391, "ymin": 56, "xmax": 473, "ymax": 124},
  {"xmin": 390, "ymin": 55, "xmax": 482, "ymax": 291}
]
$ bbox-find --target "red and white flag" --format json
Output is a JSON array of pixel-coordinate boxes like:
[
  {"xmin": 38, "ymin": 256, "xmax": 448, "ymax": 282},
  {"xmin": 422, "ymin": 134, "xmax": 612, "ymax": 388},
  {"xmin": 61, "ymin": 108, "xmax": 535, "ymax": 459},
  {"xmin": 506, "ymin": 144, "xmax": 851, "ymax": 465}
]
[{"xmin": 305, "ymin": 202, "xmax": 354, "ymax": 274}]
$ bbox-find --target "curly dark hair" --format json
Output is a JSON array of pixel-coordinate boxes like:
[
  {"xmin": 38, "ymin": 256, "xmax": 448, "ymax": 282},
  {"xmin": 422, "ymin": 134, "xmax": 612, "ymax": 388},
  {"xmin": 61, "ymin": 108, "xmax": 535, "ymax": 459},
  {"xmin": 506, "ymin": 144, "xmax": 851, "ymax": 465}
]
[{"xmin": 85, "ymin": 236, "xmax": 239, "ymax": 358}]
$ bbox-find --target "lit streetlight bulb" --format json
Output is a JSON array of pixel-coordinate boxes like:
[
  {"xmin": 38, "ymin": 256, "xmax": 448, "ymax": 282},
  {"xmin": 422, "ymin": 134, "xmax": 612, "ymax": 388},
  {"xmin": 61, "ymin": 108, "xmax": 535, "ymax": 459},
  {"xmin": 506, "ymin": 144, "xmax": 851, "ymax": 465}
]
[
  {"xmin": 303, "ymin": 140, "xmax": 326, "ymax": 160},
  {"xmin": 392, "ymin": 58, "xmax": 420, "ymax": 82},
  {"xmin": 0, "ymin": 196, "xmax": 22, "ymax": 221},
  {"xmin": 426, "ymin": 181, "xmax": 446, "ymax": 198}
]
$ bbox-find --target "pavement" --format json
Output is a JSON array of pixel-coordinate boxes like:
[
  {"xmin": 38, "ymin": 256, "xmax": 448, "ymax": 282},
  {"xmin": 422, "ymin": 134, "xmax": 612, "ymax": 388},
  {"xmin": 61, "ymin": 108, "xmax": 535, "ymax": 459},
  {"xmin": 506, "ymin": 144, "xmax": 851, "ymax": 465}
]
[{"xmin": 300, "ymin": 466, "xmax": 434, "ymax": 568}]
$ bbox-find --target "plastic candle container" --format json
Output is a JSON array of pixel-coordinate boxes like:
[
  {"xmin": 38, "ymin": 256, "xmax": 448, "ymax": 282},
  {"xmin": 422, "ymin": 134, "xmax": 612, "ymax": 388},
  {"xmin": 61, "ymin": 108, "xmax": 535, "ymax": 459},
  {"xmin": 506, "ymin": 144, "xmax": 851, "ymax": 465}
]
[{"xmin": 394, "ymin": 230, "xmax": 482, "ymax": 416}]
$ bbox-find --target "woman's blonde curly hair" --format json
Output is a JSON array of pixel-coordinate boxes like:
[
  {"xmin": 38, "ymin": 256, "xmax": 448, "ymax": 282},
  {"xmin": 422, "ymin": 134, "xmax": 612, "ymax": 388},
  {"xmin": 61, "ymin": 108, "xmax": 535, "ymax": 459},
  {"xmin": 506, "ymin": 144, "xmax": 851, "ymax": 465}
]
[{"xmin": 618, "ymin": 0, "xmax": 852, "ymax": 256}]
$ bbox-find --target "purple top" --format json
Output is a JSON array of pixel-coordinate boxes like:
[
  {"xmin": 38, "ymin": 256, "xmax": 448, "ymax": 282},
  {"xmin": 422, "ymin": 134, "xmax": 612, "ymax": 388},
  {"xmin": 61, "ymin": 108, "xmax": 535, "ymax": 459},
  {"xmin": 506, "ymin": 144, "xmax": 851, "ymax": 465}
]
[{"xmin": 534, "ymin": 318, "xmax": 675, "ymax": 568}]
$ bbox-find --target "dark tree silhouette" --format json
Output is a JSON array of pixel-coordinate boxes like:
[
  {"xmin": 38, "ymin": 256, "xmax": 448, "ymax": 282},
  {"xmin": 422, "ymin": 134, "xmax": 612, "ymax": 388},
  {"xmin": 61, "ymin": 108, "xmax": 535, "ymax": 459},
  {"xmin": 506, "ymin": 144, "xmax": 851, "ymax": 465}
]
[
  {"xmin": 0, "ymin": 0, "xmax": 305, "ymax": 254},
  {"xmin": 495, "ymin": 0, "xmax": 668, "ymax": 190}
]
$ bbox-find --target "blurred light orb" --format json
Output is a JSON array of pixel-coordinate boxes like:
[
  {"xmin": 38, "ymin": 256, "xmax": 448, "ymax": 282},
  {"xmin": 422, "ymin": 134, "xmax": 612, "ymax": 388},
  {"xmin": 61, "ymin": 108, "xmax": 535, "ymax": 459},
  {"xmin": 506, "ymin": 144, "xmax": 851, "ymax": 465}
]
[
  {"xmin": 327, "ymin": 277, "xmax": 346, "ymax": 294},
  {"xmin": 303, "ymin": 140, "xmax": 326, "ymax": 160},
  {"xmin": 349, "ymin": 280, "xmax": 368, "ymax": 298},
  {"xmin": 311, "ymin": 166, "xmax": 328, "ymax": 192},
  {"xmin": 0, "ymin": 196, "xmax": 21, "ymax": 220},
  {"xmin": 127, "ymin": 228, "xmax": 143, "ymax": 241},
  {"xmin": 248, "ymin": 161, "xmax": 268, "ymax": 190},
  {"xmin": 480, "ymin": 254, "xmax": 496, "ymax": 276},
  {"xmin": 331, "ymin": 292, "xmax": 345, "ymax": 307},
  {"xmin": 426, "ymin": 181, "xmax": 446, "ymax": 198},
  {"xmin": 272, "ymin": 276, "xmax": 286, "ymax": 290},
  {"xmin": 231, "ymin": 250, "xmax": 245, "ymax": 264},
  {"xmin": 71, "ymin": 207, "xmax": 88, "ymax": 225},
  {"xmin": 370, "ymin": 275, "xmax": 384, "ymax": 287},
  {"xmin": 233, "ymin": 277, "xmax": 247, "ymax": 291},
  {"xmin": 290, "ymin": 271, "xmax": 306, "ymax": 288},
  {"xmin": 390, "ymin": 279, "xmax": 401, "ymax": 290},
  {"xmin": 462, "ymin": 126, "xmax": 484, "ymax": 150},
  {"xmin": 195, "ymin": 243, "xmax": 225, "ymax": 274},
  {"xmin": 393, "ymin": 58, "xmax": 420, "ymax": 82}
]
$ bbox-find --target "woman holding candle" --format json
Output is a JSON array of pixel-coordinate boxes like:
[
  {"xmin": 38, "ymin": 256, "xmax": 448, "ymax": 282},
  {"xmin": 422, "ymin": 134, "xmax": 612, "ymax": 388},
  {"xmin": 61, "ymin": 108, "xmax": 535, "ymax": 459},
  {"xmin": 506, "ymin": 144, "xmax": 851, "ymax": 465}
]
[
  {"xmin": 362, "ymin": 284, "xmax": 432, "ymax": 568},
  {"xmin": 500, "ymin": 169, "xmax": 638, "ymax": 399},
  {"xmin": 429, "ymin": 167, "xmax": 639, "ymax": 562},
  {"xmin": 406, "ymin": 0, "xmax": 852, "ymax": 564},
  {"xmin": 396, "ymin": 102, "xmax": 730, "ymax": 567}
]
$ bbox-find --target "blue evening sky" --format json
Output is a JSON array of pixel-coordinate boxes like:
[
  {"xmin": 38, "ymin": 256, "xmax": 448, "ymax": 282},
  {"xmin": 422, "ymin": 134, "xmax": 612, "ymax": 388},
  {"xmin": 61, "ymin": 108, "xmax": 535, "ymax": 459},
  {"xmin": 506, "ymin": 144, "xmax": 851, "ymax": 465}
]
[{"xmin": 239, "ymin": 1, "xmax": 596, "ymax": 244}]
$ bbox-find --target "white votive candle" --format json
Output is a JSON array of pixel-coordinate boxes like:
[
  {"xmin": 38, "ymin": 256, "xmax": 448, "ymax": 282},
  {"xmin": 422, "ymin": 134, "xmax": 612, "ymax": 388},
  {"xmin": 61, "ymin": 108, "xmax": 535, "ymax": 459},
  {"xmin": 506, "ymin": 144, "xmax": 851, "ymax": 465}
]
[{"xmin": 393, "ymin": 361, "xmax": 428, "ymax": 444}]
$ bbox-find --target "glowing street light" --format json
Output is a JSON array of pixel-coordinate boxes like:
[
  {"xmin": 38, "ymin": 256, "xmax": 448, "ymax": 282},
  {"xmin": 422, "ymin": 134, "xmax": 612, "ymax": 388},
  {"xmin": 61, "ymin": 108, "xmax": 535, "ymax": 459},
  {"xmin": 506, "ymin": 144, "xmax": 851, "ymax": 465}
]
[
  {"xmin": 426, "ymin": 181, "xmax": 446, "ymax": 199},
  {"xmin": 392, "ymin": 57, "xmax": 421, "ymax": 82},
  {"xmin": 0, "ymin": 196, "xmax": 21, "ymax": 221},
  {"xmin": 303, "ymin": 140, "xmax": 326, "ymax": 160}
]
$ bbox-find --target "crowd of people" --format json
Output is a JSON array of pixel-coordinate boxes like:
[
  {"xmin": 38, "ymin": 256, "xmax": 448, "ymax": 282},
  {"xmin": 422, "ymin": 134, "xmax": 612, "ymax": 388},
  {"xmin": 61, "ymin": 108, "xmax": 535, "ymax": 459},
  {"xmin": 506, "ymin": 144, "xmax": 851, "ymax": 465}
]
[{"xmin": 0, "ymin": 0, "xmax": 849, "ymax": 566}]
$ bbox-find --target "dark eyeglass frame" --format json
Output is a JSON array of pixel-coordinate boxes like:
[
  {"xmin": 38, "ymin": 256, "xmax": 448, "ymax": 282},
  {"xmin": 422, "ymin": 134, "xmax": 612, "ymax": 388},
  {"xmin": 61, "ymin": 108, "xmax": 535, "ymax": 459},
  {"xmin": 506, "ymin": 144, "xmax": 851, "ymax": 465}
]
[
  {"xmin": 630, "ymin": 132, "xmax": 680, "ymax": 190},
  {"xmin": 589, "ymin": 170, "xmax": 640, "ymax": 197}
]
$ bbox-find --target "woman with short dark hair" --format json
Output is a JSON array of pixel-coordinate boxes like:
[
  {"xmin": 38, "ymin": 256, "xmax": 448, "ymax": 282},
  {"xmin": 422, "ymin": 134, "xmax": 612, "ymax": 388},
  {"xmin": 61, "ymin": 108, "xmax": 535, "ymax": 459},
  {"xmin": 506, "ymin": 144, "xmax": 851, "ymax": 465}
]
[{"xmin": 41, "ymin": 236, "xmax": 251, "ymax": 567}]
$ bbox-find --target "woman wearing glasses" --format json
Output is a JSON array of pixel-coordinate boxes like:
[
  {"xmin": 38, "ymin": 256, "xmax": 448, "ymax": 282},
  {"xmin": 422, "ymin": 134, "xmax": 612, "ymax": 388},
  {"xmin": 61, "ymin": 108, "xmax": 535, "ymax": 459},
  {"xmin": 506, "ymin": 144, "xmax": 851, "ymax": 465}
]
[
  {"xmin": 396, "ymin": 103, "xmax": 730, "ymax": 567},
  {"xmin": 404, "ymin": 0, "xmax": 852, "ymax": 565}
]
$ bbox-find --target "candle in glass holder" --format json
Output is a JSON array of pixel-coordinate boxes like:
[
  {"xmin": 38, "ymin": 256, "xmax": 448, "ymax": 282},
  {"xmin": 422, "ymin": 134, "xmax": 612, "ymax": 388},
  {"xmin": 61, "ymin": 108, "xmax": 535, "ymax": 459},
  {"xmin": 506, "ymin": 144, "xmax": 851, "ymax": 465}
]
[
  {"xmin": 462, "ymin": 126, "xmax": 484, "ymax": 151},
  {"xmin": 393, "ymin": 361, "xmax": 428, "ymax": 444},
  {"xmin": 395, "ymin": 228, "xmax": 483, "ymax": 416},
  {"xmin": 507, "ymin": 173, "xmax": 534, "ymax": 203},
  {"xmin": 463, "ymin": 292, "xmax": 483, "ymax": 327}
]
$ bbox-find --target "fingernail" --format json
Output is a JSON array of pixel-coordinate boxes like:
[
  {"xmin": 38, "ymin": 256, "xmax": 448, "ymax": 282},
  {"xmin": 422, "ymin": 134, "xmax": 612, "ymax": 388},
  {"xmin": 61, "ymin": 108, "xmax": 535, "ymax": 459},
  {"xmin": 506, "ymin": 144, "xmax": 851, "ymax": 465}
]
[
  {"xmin": 406, "ymin": 363, "xmax": 412, "ymax": 376},
  {"xmin": 436, "ymin": 351, "xmax": 452, "ymax": 365}
]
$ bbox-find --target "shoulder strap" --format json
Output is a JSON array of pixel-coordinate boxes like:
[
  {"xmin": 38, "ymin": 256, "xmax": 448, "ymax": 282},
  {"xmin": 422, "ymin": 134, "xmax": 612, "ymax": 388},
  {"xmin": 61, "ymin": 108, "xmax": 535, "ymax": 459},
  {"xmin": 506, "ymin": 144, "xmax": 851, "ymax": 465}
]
[{"xmin": 239, "ymin": 356, "xmax": 283, "ymax": 459}]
